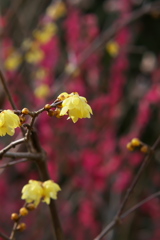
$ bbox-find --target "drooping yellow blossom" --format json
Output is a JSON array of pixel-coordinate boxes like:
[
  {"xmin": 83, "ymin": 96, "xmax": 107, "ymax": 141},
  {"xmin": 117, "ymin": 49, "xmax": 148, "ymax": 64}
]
[
  {"xmin": 42, "ymin": 180, "xmax": 61, "ymax": 204},
  {"xmin": 34, "ymin": 84, "xmax": 50, "ymax": 99},
  {"xmin": 21, "ymin": 180, "xmax": 43, "ymax": 207},
  {"xmin": 0, "ymin": 110, "xmax": 20, "ymax": 136},
  {"xmin": 4, "ymin": 52, "xmax": 22, "ymax": 71},
  {"xmin": 106, "ymin": 41, "xmax": 119, "ymax": 57},
  {"xmin": 58, "ymin": 92, "xmax": 93, "ymax": 123},
  {"xmin": 46, "ymin": 2, "xmax": 67, "ymax": 20},
  {"xmin": 21, "ymin": 180, "xmax": 61, "ymax": 207}
]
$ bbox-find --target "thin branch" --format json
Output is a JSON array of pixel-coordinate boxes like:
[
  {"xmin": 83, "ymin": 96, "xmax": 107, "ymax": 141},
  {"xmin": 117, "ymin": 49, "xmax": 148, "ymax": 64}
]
[
  {"xmin": 0, "ymin": 158, "xmax": 29, "ymax": 169},
  {"xmin": 0, "ymin": 70, "xmax": 17, "ymax": 110},
  {"xmin": 0, "ymin": 231, "xmax": 10, "ymax": 240},
  {"xmin": 121, "ymin": 191, "xmax": 160, "ymax": 220},
  {"xmin": 94, "ymin": 136, "xmax": 160, "ymax": 240},
  {"xmin": 94, "ymin": 191, "xmax": 160, "ymax": 240},
  {"xmin": 28, "ymin": 130, "xmax": 64, "ymax": 240},
  {"xmin": 0, "ymin": 138, "xmax": 25, "ymax": 159},
  {"xmin": 116, "ymin": 136, "xmax": 160, "ymax": 217},
  {"xmin": 4, "ymin": 152, "xmax": 42, "ymax": 159}
]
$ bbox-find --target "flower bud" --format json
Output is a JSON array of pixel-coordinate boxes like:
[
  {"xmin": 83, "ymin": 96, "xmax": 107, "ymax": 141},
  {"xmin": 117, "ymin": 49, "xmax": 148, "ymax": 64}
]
[
  {"xmin": 11, "ymin": 213, "xmax": 19, "ymax": 221},
  {"xmin": 20, "ymin": 116, "xmax": 26, "ymax": 125},
  {"xmin": 126, "ymin": 142, "xmax": 134, "ymax": 151},
  {"xmin": 19, "ymin": 207, "xmax": 28, "ymax": 216},
  {"xmin": 47, "ymin": 109, "xmax": 56, "ymax": 117},
  {"xmin": 140, "ymin": 145, "xmax": 149, "ymax": 153},
  {"xmin": 131, "ymin": 138, "xmax": 141, "ymax": 147},
  {"xmin": 16, "ymin": 223, "xmax": 26, "ymax": 231},
  {"xmin": 26, "ymin": 203, "xmax": 36, "ymax": 211},
  {"xmin": 44, "ymin": 104, "xmax": 51, "ymax": 110},
  {"xmin": 22, "ymin": 108, "xmax": 30, "ymax": 115}
]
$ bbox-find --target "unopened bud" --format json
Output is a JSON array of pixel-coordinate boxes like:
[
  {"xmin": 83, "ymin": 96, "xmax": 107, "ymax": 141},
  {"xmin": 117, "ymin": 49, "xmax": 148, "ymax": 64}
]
[
  {"xmin": 140, "ymin": 145, "xmax": 149, "ymax": 153},
  {"xmin": 131, "ymin": 138, "xmax": 141, "ymax": 147},
  {"xmin": 126, "ymin": 142, "xmax": 134, "ymax": 151},
  {"xmin": 26, "ymin": 203, "xmax": 36, "ymax": 211},
  {"xmin": 47, "ymin": 109, "xmax": 56, "ymax": 117},
  {"xmin": 11, "ymin": 213, "xmax": 19, "ymax": 221},
  {"xmin": 44, "ymin": 104, "xmax": 51, "ymax": 110},
  {"xmin": 22, "ymin": 108, "xmax": 30, "ymax": 115},
  {"xmin": 20, "ymin": 116, "xmax": 26, "ymax": 125},
  {"xmin": 17, "ymin": 223, "xmax": 26, "ymax": 231},
  {"xmin": 19, "ymin": 208, "xmax": 28, "ymax": 216}
]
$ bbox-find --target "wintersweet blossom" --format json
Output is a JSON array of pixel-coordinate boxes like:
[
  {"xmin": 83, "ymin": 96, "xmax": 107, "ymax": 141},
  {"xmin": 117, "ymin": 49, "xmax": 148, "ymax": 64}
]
[
  {"xmin": 58, "ymin": 92, "xmax": 93, "ymax": 123},
  {"xmin": 21, "ymin": 180, "xmax": 43, "ymax": 207},
  {"xmin": 0, "ymin": 110, "xmax": 20, "ymax": 136},
  {"xmin": 21, "ymin": 180, "xmax": 61, "ymax": 207},
  {"xmin": 42, "ymin": 180, "xmax": 61, "ymax": 204}
]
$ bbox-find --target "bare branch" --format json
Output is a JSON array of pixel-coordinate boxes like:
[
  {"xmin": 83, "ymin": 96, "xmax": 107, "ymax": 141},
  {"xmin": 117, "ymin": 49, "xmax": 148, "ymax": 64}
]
[
  {"xmin": 0, "ymin": 231, "xmax": 10, "ymax": 240},
  {"xmin": 0, "ymin": 70, "xmax": 18, "ymax": 110},
  {"xmin": 4, "ymin": 152, "xmax": 42, "ymax": 159},
  {"xmin": 94, "ymin": 136, "xmax": 160, "ymax": 240},
  {"xmin": 0, "ymin": 138, "xmax": 25, "ymax": 159},
  {"xmin": 0, "ymin": 158, "xmax": 29, "ymax": 169}
]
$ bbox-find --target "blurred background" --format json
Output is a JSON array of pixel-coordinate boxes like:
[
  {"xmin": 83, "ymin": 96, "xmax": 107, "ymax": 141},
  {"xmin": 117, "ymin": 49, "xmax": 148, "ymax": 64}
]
[{"xmin": 0, "ymin": 0, "xmax": 160, "ymax": 239}]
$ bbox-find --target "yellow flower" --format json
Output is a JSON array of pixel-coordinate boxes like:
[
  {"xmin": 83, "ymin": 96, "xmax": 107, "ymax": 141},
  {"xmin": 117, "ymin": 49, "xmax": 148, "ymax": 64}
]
[
  {"xmin": 34, "ymin": 84, "xmax": 50, "ymax": 99},
  {"xmin": 33, "ymin": 23, "xmax": 57, "ymax": 44},
  {"xmin": 21, "ymin": 180, "xmax": 61, "ymax": 207},
  {"xmin": 25, "ymin": 48, "xmax": 44, "ymax": 64},
  {"xmin": 42, "ymin": 180, "xmax": 61, "ymax": 204},
  {"xmin": 4, "ymin": 52, "xmax": 22, "ymax": 71},
  {"xmin": 46, "ymin": 2, "xmax": 67, "ymax": 19},
  {"xmin": 21, "ymin": 180, "xmax": 43, "ymax": 207},
  {"xmin": 59, "ymin": 92, "xmax": 93, "ymax": 123},
  {"xmin": 106, "ymin": 41, "xmax": 119, "ymax": 57},
  {"xmin": 0, "ymin": 110, "xmax": 20, "ymax": 136}
]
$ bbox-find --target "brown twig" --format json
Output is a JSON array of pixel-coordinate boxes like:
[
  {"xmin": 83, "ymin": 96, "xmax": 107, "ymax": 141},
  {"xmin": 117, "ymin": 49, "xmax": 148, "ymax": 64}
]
[
  {"xmin": 0, "ymin": 138, "xmax": 25, "ymax": 159},
  {"xmin": 0, "ymin": 70, "xmax": 17, "ymax": 110},
  {"xmin": 94, "ymin": 136, "xmax": 160, "ymax": 240},
  {"xmin": 4, "ymin": 152, "xmax": 42, "ymax": 159},
  {"xmin": 0, "ymin": 231, "xmax": 10, "ymax": 240},
  {"xmin": 0, "ymin": 158, "xmax": 29, "ymax": 169},
  {"xmin": 29, "ymin": 130, "xmax": 64, "ymax": 240},
  {"xmin": 121, "ymin": 190, "xmax": 160, "ymax": 220}
]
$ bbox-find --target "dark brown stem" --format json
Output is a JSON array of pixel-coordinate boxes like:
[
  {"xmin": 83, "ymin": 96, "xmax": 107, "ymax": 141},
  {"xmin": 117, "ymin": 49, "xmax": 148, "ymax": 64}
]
[
  {"xmin": 94, "ymin": 190, "xmax": 160, "ymax": 240},
  {"xmin": 27, "ymin": 130, "xmax": 64, "ymax": 240},
  {"xmin": 0, "ymin": 70, "xmax": 17, "ymax": 110},
  {"xmin": 4, "ymin": 152, "xmax": 42, "ymax": 159},
  {"xmin": 0, "ymin": 231, "xmax": 10, "ymax": 240},
  {"xmin": 0, "ymin": 138, "xmax": 25, "ymax": 159},
  {"xmin": 36, "ymin": 158, "xmax": 64, "ymax": 240},
  {"xmin": 121, "ymin": 191, "xmax": 160, "ymax": 220},
  {"xmin": 0, "ymin": 158, "xmax": 29, "ymax": 169},
  {"xmin": 94, "ymin": 136, "xmax": 160, "ymax": 240}
]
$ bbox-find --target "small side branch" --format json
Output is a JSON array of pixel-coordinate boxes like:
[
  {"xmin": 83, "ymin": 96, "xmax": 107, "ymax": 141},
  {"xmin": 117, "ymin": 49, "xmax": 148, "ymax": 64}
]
[
  {"xmin": 0, "ymin": 70, "xmax": 17, "ymax": 110},
  {"xmin": 0, "ymin": 231, "xmax": 10, "ymax": 240},
  {"xmin": 0, "ymin": 138, "xmax": 25, "ymax": 159}
]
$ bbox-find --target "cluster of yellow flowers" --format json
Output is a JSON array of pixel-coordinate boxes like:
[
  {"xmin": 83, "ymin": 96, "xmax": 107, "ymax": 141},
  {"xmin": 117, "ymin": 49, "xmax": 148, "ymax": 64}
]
[
  {"xmin": 21, "ymin": 180, "xmax": 61, "ymax": 207},
  {"xmin": 0, "ymin": 92, "xmax": 92, "ymax": 137},
  {"xmin": 0, "ymin": 110, "xmax": 20, "ymax": 136},
  {"xmin": 57, "ymin": 92, "xmax": 93, "ymax": 123}
]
